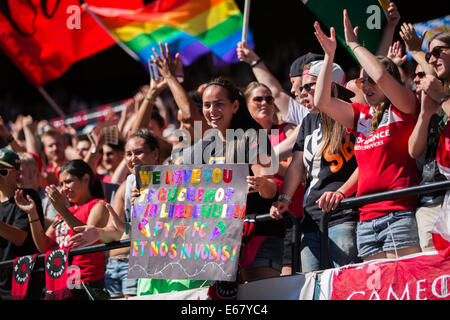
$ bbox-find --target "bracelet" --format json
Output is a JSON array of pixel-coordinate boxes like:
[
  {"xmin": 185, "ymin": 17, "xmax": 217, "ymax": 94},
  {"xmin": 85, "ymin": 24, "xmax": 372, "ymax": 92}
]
[
  {"xmin": 336, "ymin": 191, "xmax": 346, "ymax": 198},
  {"xmin": 250, "ymin": 58, "xmax": 262, "ymax": 68},
  {"xmin": 278, "ymin": 193, "xmax": 292, "ymax": 204},
  {"xmin": 145, "ymin": 95, "xmax": 156, "ymax": 102},
  {"xmin": 351, "ymin": 45, "xmax": 362, "ymax": 54},
  {"xmin": 29, "ymin": 218, "xmax": 40, "ymax": 224}
]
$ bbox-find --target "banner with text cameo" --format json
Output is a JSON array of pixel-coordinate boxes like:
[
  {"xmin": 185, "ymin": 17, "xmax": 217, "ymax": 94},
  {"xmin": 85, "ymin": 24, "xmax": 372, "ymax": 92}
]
[{"xmin": 128, "ymin": 164, "xmax": 249, "ymax": 281}]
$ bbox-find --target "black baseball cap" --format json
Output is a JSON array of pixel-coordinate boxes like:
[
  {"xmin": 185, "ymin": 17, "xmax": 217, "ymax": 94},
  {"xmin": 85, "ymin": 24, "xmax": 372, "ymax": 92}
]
[{"xmin": 289, "ymin": 53, "xmax": 324, "ymax": 78}]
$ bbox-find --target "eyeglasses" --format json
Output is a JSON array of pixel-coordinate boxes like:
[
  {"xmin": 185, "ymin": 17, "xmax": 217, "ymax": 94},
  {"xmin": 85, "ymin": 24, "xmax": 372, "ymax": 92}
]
[
  {"xmin": 355, "ymin": 77, "xmax": 376, "ymax": 89},
  {"xmin": 414, "ymin": 71, "xmax": 426, "ymax": 79},
  {"xmin": 299, "ymin": 82, "xmax": 316, "ymax": 93},
  {"xmin": 425, "ymin": 46, "xmax": 448, "ymax": 63},
  {"xmin": 252, "ymin": 96, "xmax": 275, "ymax": 105},
  {"xmin": 0, "ymin": 168, "xmax": 12, "ymax": 177}
]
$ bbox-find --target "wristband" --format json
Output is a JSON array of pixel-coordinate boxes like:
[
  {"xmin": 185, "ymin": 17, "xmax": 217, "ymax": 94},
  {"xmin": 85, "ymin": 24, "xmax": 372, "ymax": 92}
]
[
  {"xmin": 125, "ymin": 221, "xmax": 130, "ymax": 235},
  {"xmin": 145, "ymin": 95, "xmax": 156, "ymax": 103},
  {"xmin": 250, "ymin": 58, "xmax": 262, "ymax": 68},
  {"xmin": 351, "ymin": 45, "xmax": 362, "ymax": 54},
  {"xmin": 278, "ymin": 193, "xmax": 292, "ymax": 204},
  {"xmin": 336, "ymin": 191, "xmax": 346, "ymax": 198}
]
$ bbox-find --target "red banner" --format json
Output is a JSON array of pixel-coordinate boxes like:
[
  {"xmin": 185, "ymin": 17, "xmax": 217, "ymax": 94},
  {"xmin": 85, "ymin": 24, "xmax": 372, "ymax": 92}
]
[
  {"xmin": 326, "ymin": 252, "xmax": 450, "ymax": 300},
  {"xmin": 0, "ymin": 0, "xmax": 142, "ymax": 87}
]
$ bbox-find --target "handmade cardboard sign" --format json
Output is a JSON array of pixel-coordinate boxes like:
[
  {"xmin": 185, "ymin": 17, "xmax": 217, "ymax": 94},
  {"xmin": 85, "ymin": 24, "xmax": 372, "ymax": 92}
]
[{"xmin": 128, "ymin": 164, "xmax": 249, "ymax": 281}]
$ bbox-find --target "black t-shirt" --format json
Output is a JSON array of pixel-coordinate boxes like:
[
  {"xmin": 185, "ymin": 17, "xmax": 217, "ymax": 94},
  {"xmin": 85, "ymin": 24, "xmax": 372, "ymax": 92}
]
[
  {"xmin": 293, "ymin": 113, "xmax": 358, "ymax": 232},
  {"xmin": 183, "ymin": 129, "xmax": 281, "ymax": 235},
  {"xmin": 0, "ymin": 188, "xmax": 44, "ymax": 298},
  {"xmin": 416, "ymin": 110, "xmax": 447, "ymax": 203}
]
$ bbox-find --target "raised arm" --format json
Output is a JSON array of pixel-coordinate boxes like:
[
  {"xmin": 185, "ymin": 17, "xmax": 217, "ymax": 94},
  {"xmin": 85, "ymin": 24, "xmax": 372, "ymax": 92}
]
[
  {"xmin": 399, "ymin": 23, "xmax": 435, "ymax": 76},
  {"xmin": 408, "ymin": 91, "xmax": 441, "ymax": 159},
  {"xmin": 376, "ymin": 2, "xmax": 400, "ymax": 57},
  {"xmin": 237, "ymin": 41, "xmax": 292, "ymax": 117},
  {"xmin": 343, "ymin": 9, "xmax": 418, "ymax": 115},
  {"xmin": 130, "ymin": 59, "xmax": 168, "ymax": 135},
  {"xmin": 155, "ymin": 43, "xmax": 204, "ymax": 123},
  {"xmin": 313, "ymin": 22, "xmax": 355, "ymax": 129}
]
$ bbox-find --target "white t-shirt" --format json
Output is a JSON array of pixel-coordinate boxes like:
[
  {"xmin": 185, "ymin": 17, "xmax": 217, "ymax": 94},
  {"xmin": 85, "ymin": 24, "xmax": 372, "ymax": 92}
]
[{"xmin": 282, "ymin": 97, "xmax": 309, "ymax": 126}]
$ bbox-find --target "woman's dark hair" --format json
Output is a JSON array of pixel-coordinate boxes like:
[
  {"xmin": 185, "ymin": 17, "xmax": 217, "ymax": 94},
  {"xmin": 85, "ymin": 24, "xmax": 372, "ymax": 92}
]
[
  {"xmin": 59, "ymin": 159, "xmax": 105, "ymax": 200},
  {"xmin": 129, "ymin": 128, "xmax": 159, "ymax": 151},
  {"xmin": 203, "ymin": 77, "xmax": 272, "ymax": 164},
  {"xmin": 369, "ymin": 56, "xmax": 402, "ymax": 133},
  {"xmin": 203, "ymin": 77, "xmax": 263, "ymax": 132}
]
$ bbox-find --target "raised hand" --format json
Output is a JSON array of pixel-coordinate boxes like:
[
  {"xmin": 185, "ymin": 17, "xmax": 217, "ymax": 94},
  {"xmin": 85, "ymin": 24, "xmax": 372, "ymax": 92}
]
[
  {"xmin": 343, "ymin": 9, "xmax": 359, "ymax": 49},
  {"xmin": 385, "ymin": 2, "xmax": 400, "ymax": 27},
  {"xmin": 236, "ymin": 40, "xmax": 259, "ymax": 64},
  {"xmin": 417, "ymin": 74, "xmax": 447, "ymax": 103},
  {"xmin": 387, "ymin": 41, "xmax": 407, "ymax": 66},
  {"xmin": 151, "ymin": 42, "xmax": 182, "ymax": 80},
  {"xmin": 314, "ymin": 21, "xmax": 337, "ymax": 57},
  {"xmin": 399, "ymin": 22, "xmax": 426, "ymax": 52}
]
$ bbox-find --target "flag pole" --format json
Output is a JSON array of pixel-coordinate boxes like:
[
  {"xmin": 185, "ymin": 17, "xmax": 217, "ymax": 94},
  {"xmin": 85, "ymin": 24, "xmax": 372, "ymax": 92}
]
[
  {"xmin": 82, "ymin": 3, "xmax": 141, "ymax": 62},
  {"xmin": 37, "ymin": 87, "xmax": 66, "ymax": 118},
  {"xmin": 241, "ymin": 0, "xmax": 251, "ymax": 42}
]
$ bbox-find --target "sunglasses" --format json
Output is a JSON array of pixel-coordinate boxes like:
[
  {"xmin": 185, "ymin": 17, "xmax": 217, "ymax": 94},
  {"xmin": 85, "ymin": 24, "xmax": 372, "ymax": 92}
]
[
  {"xmin": 299, "ymin": 82, "xmax": 316, "ymax": 93},
  {"xmin": 252, "ymin": 95, "xmax": 275, "ymax": 104},
  {"xmin": 425, "ymin": 46, "xmax": 448, "ymax": 63},
  {"xmin": 355, "ymin": 77, "xmax": 376, "ymax": 89},
  {"xmin": 0, "ymin": 168, "xmax": 12, "ymax": 177},
  {"xmin": 414, "ymin": 71, "xmax": 426, "ymax": 79}
]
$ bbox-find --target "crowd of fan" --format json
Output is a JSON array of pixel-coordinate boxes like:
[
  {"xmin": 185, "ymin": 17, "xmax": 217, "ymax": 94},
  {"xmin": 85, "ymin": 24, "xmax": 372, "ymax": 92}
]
[{"xmin": 1, "ymin": 2, "xmax": 450, "ymax": 300}]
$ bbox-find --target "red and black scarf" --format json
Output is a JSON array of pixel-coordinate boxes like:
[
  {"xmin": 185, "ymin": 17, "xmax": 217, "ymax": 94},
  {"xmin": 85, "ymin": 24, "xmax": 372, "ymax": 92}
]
[
  {"xmin": 11, "ymin": 253, "xmax": 38, "ymax": 300},
  {"xmin": 44, "ymin": 249, "xmax": 72, "ymax": 300}
]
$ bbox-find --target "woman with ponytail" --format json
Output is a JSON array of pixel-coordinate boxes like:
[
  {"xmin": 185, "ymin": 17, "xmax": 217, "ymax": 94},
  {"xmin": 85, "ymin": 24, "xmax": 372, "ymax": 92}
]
[
  {"xmin": 15, "ymin": 159, "xmax": 110, "ymax": 299},
  {"xmin": 312, "ymin": 11, "xmax": 421, "ymax": 261}
]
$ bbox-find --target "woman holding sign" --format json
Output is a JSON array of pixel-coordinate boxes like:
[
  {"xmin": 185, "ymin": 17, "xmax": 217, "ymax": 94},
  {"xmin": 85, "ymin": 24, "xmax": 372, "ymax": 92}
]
[{"xmin": 182, "ymin": 76, "xmax": 284, "ymax": 297}]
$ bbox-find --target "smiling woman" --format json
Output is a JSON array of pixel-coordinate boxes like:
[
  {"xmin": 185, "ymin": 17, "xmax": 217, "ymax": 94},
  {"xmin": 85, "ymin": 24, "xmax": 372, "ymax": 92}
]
[{"xmin": 14, "ymin": 159, "xmax": 111, "ymax": 299}]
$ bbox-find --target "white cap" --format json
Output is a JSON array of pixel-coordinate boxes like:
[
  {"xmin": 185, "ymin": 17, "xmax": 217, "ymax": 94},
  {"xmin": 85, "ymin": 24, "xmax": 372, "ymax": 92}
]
[{"xmin": 303, "ymin": 60, "xmax": 346, "ymax": 85}]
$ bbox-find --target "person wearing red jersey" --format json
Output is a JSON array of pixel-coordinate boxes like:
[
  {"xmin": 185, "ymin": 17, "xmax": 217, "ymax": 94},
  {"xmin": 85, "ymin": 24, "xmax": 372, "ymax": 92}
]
[
  {"xmin": 312, "ymin": 11, "xmax": 421, "ymax": 261},
  {"xmin": 14, "ymin": 159, "xmax": 110, "ymax": 299}
]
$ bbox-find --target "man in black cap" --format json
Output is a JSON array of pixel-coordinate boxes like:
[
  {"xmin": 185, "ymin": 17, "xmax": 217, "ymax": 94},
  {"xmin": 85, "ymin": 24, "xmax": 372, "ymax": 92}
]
[
  {"xmin": 237, "ymin": 41, "xmax": 323, "ymax": 125},
  {"xmin": 0, "ymin": 148, "xmax": 44, "ymax": 300}
]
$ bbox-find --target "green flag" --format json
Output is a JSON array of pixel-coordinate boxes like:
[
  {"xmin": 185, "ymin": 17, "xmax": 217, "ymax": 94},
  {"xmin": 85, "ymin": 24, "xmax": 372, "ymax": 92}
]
[{"xmin": 302, "ymin": 0, "xmax": 388, "ymax": 55}]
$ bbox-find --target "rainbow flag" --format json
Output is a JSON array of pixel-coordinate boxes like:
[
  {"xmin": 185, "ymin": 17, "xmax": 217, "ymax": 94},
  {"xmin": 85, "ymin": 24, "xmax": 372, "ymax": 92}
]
[{"xmin": 86, "ymin": 0, "xmax": 254, "ymax": 67}]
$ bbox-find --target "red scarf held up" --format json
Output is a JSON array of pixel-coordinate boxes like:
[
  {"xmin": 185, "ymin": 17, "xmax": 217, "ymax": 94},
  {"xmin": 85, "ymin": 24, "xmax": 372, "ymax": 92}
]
[
  {"xmin": 11, "ymin": 253, "xmax": 38, "ymax": 300},
  {"xmin": 44, "ymin": 249, "xmax": 72, "ymax": 300}
]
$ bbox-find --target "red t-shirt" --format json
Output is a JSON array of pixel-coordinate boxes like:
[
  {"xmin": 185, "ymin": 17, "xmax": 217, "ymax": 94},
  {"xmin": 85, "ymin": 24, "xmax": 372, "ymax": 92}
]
[
  {"xmin": 437, "ymin": 120, "xmax": 450, "ymax": 171},
  {"xmin": 349, "ymin": 103, "xmax": 419, "ymax": 221},
  {"xmin": 52, "ymin": 198, "xmax": 105, "ymax": 283}
]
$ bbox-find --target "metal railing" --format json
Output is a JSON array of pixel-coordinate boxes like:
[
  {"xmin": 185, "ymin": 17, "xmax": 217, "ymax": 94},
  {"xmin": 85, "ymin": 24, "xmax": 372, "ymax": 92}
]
[{"xmin": 0, "ymin": 181, "xmax": 449, "ymax": 273}]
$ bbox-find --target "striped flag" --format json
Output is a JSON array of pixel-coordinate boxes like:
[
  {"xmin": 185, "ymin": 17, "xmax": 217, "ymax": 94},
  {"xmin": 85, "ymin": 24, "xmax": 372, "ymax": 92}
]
[
  {"xmin": 434, "ymin": 121, "xmax": 450, "ymax": 258},
  {"xmin": 86, "ymin": 0, "xmax": 254, "ymax": 67}
]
